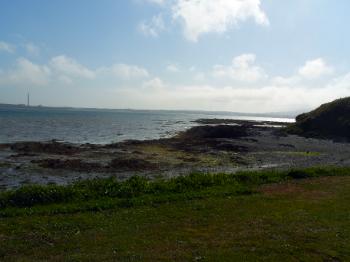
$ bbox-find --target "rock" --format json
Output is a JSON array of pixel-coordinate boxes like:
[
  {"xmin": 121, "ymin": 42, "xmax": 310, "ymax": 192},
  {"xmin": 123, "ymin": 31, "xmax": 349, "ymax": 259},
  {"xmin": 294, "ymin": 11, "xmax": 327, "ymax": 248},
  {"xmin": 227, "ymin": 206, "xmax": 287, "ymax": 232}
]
[
  {"xmin": 214, "ymin": 143, "xmax": 248, "ymax": 152},
  {"xmin": 178, "ymin": 125, "xmax": 248, "ymax": 140},
  {"xmin": 109, "ymin": 158, "xmax": 156, "ymax": 170},
  {"xmin": 10, "ymin": 141, "xmax": 80, "ymax": 155},
  {"xmin": 32, "ymin": 159, "xmax": 103, "ymax": 172}
]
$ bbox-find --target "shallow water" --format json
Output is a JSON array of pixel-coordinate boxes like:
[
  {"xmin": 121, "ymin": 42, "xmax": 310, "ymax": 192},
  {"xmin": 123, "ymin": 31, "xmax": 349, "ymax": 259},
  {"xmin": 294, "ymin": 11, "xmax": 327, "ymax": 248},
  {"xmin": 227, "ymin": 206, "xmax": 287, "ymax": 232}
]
[{"xmin": 0, "ymin": 106, "xmax": 294, "ymax": 144}]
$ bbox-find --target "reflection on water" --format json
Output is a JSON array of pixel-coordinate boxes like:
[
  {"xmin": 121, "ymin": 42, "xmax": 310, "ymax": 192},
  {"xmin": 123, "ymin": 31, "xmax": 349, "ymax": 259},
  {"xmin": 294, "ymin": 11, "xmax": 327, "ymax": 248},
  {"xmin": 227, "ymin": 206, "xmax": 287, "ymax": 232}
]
[{"xmin": 0, "ymin": 107, "xmax": 294, "ymax": 144}]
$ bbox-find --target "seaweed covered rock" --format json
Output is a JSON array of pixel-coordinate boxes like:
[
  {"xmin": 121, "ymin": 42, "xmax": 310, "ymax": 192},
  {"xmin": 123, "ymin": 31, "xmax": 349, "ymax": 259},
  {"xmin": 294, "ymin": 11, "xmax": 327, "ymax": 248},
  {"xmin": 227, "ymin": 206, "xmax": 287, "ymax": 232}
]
[
  {"xmin": 109, "ymin": 158, "xmax": 156, "ymax": 170},
  {"xmin": 287, "ymin": 97, "xmax": 350, "ymax": 140},
  {"xmin": 178, "ymin": 125, "xmax": 248, "ymax": 140},
  {"xmin": 10, "ymin": 141, "xmax": 80, "ymax": 155},
  {"xmin": 33, "ymin": 159, "xmax": 103, "ymax": 172}
]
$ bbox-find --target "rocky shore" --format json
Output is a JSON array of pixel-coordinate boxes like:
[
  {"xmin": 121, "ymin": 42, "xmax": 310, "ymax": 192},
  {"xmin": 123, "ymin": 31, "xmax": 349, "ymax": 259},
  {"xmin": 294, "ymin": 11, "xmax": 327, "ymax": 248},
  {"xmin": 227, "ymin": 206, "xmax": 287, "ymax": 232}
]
[{"xmin": 1, "ymin": 119, "xmax": 350, "ymax": 190}]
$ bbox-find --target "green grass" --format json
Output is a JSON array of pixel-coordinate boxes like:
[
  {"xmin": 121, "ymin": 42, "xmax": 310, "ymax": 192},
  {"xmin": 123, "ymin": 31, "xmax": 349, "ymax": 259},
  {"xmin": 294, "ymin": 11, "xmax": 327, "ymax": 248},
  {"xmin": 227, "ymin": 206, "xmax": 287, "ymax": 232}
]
[
  {"xmin": 1, "ymin": 167, "xmax": 350, "ymax": 261},
  {"xmin": 1, "ymin": 166, "xmax": 348, "ymax": 212}
]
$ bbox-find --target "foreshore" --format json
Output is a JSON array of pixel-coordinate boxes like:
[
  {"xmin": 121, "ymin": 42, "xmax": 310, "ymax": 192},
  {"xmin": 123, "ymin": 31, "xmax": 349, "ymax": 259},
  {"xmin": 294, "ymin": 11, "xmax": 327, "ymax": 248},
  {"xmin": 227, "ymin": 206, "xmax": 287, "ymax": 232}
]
[
  {"xmin": 1, "ymin": 119, "xmax": 350, "ymax": 261},
  {"xmin": 1, "ymin": 119, "xmax": 349, "ymax": 190}
]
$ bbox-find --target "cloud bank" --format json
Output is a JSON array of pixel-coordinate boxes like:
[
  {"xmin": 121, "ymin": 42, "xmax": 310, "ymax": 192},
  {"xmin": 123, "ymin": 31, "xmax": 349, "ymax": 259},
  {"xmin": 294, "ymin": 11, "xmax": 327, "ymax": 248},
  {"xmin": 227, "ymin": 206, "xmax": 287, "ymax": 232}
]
[
  {"xmin": 213, "ymin": 54, "xmax": 267, "ymax": 82},
  {"xmin": 0, "ymin": 52, "xmax": 349, "ymax": 113}
]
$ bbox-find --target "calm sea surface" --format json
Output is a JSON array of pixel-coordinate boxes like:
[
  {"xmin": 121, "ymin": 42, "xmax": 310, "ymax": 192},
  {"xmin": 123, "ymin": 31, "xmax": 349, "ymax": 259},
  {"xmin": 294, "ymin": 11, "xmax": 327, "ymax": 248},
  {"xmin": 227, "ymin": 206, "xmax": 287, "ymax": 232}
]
[{"xmin": 0, "ymin": 106, "xmax": 294, "ymax": 144}]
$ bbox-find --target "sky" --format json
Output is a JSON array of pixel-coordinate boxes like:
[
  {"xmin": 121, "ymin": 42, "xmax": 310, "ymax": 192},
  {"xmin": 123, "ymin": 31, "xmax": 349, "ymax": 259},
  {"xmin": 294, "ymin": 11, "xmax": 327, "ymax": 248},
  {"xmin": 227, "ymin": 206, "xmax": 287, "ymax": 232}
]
[{"xmin": 0, "ymin": 0, "xmax": 350, "ymax": 113}]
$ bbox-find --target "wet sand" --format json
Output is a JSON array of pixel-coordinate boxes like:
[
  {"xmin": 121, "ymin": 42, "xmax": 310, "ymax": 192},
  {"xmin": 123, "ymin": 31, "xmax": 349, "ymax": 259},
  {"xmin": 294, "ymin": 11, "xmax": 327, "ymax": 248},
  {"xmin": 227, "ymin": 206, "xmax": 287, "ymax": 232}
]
[{"xmin": 0, "ymin": 120, "xmax": 349, "ymax": 190}]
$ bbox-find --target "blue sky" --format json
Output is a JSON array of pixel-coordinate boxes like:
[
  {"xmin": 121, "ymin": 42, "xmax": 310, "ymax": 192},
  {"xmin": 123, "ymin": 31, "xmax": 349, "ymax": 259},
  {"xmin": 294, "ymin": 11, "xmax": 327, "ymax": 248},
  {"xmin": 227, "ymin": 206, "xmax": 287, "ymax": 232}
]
[{"xmin": 0, "ymin": 0, "xmax": 350, "ymax": 112}]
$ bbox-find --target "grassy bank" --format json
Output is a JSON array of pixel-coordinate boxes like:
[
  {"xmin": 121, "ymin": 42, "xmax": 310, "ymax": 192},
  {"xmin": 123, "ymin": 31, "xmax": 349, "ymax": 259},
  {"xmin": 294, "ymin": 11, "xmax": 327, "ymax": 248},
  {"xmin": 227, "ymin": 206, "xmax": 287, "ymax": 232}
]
[
  {"xmin": 286, "ymin": 96, "xmax": 350, "ymax": 140},
  {"xmin": 1, "ymin": 166, "xmax": 350, "ymax": 216},
  {"xmin": 1, "ymin": 167, "xmax": 350, "ymax": 261}
]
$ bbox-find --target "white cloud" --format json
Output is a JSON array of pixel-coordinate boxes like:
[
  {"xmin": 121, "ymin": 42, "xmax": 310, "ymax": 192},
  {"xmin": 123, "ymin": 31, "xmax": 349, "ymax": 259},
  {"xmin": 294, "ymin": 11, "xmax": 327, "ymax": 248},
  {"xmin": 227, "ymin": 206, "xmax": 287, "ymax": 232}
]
[
  {"xmin": 99, "ymin": 63, "xmax": 149, "ymax": 79},
  {"xmin": 114, "ymin": 78, "xmax": 350, "ymax": 112},
  {"xmin": 142, "ymin": 77, "xmax": 165, "ymax": 91},
  {"xmin": 145, "ymin": 0, "xmax": 165, "ymax": 5},
  {"xmin": 1, "ymin": 53, "xmax": 349, "ymax": 113},
  {"xmin": 298, "ymin": 58, "xmax": 334, "ymax": 79},
  {"xmin": 139, "ymin": 14, "xmax": 165, "ymax": 37},
  {"xmin": 271, "ymin": 75, "xmax": 300, "ymax": 87},
  {"xmin": 50, "ymin": 55, "xmax": 96, "ymax": 79},
  {"xmin": 0, "ymin": 41, "xmax": 15, "ymax": 53},
  {"xmin": 327, "ymin": 72, "xmax": 350, "ymax": 90},
  {"xmin": 272, "ymin": 58, "xmax": 335, "ymax": 88},
  {"xmin": 213, "ymin": 54, "xmax": 267, "ymax": 82},
  {"xmin": 0, "ymin": 58, "xmax": 50, "ymax": 86},
  {"xmin": 172, "ymin": 0, "xmax": 269, "ymax": 41},
  {"xmin": 166, "ymin": 64, "xmax": 179, "ymax": 72},
  {"xmin": 0, "ymin": 55, "xmax": 150, "ymax": 88}
]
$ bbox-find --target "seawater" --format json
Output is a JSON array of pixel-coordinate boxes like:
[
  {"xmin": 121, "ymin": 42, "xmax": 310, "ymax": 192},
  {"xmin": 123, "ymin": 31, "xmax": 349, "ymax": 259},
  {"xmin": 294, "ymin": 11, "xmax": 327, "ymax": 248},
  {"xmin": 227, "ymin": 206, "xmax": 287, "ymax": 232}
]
[{"xmin": 0, "ymin": 106, "xmax": 294, "ymax": 144}]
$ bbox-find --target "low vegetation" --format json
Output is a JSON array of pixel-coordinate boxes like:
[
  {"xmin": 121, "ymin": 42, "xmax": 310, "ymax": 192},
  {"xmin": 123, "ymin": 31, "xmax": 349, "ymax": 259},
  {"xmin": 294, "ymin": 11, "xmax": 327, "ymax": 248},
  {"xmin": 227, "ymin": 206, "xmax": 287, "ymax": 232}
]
[
  {"xmin": 1, "ymin": 167, "xmax": 350, "ymax": 261},
  {"xmin": 1, "ymin": 166, "xmax": 349, "ymax": 213}
]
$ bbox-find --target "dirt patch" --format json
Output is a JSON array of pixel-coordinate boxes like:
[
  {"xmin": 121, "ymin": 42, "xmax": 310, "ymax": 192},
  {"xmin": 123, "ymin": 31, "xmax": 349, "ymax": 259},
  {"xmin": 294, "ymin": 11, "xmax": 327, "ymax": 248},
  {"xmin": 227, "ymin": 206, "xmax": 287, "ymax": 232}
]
[
  {"xmin": 260, "ymin": 182, "xmax": 311, "ymax": 196},
  {"xmin": 259, "ymin": 176, "xmax": 350, "ymax": 199}
]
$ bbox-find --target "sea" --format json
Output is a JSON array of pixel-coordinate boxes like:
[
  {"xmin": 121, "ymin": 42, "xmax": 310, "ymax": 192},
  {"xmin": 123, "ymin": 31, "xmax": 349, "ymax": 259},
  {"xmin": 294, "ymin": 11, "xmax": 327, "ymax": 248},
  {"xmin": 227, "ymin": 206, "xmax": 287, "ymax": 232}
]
[{"xmin": 0, "ymin": 105, "xmax": 295, "ymax": 144}]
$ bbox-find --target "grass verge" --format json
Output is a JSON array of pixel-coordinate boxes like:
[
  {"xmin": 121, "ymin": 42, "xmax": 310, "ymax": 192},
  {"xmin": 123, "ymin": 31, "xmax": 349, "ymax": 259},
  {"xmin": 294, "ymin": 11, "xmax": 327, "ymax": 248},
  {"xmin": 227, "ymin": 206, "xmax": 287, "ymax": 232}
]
[
  {"xmin": 1, "ymin": 167, "xmax": 350, "ymax": 261},
  {"xmin": 0, "ymin": 166, "xmax": 349, "ymax": 217}
]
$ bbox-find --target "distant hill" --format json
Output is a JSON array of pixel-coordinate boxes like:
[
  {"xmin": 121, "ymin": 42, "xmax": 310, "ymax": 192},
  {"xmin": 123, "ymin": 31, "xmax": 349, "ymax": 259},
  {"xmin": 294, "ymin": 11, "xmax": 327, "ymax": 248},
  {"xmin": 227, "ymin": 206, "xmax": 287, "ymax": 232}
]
[{"xmin": 287, "ymin": 97, "xmax": 350, "ymax": 141}]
